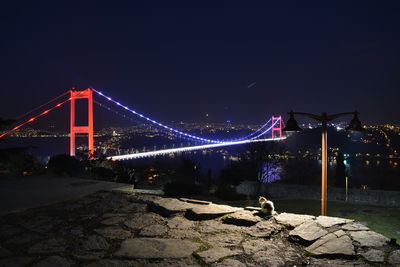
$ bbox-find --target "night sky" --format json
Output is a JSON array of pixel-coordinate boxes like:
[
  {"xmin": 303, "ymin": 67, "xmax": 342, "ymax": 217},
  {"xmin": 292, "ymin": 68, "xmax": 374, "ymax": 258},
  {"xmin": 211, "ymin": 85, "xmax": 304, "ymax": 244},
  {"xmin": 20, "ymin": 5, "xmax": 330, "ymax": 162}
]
[{"xmin": 1, "ymin": 1, "xmax": 400, "ymax": 128}]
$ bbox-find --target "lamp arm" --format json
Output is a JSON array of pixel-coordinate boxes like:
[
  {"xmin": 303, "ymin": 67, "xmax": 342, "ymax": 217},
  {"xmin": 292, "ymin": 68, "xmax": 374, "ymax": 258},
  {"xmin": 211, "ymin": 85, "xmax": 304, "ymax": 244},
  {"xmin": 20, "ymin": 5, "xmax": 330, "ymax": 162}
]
[
  {"xmin": 290, "ymin": 111, "xmax": 322, "ymax": 121},
  {"xmin": 327, "ymin": 112, "xmax": 356, "ymax": 121}
]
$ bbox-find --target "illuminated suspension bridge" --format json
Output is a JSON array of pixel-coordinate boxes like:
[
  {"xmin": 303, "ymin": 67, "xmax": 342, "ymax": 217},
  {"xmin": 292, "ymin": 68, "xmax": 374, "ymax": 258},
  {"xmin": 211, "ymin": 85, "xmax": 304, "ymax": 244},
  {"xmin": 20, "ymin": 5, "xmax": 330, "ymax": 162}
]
[{"xmin": 0, "ymin": 88, "xmax": 285, "ymax": 160}]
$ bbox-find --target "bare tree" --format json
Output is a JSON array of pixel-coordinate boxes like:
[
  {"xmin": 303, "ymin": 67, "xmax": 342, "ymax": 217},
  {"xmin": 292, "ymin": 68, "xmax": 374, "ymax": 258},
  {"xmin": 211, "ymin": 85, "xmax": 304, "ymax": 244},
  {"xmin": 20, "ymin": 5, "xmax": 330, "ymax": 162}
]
[{"xmin": 246, "ymin": 141, "xmax": 283, "ymax": 196}]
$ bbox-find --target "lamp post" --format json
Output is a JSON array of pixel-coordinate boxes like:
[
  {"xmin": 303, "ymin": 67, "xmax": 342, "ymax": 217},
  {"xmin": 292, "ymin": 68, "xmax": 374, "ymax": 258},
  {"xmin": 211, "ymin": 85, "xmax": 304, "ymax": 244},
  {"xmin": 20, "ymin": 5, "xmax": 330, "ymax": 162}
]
[{"xmin": 282, "ymin": 110, "xmax": 364, "ymax": 216}]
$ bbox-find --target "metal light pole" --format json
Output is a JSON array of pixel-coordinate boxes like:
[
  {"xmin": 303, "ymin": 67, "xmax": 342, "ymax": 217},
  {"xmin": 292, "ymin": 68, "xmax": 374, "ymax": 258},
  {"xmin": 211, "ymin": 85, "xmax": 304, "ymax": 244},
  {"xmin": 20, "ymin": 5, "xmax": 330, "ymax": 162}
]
[{"xmin": 283, "ymin": 111, "xmax": 364, "ymax": 216}]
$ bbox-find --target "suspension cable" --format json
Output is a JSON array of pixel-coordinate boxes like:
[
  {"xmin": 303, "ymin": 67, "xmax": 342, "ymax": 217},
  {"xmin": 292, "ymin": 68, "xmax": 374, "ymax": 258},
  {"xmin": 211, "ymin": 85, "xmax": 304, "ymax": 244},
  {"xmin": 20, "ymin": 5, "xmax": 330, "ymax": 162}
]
[
  {"xmin": 15, "ymin": 90, "xmax": 70, "ymax": 120},
  {"xmin": 92, "ymin": 88, "xmax": 277, "ymax": 143},
  {"xmin": 94, "ymin": 100, "xmax": 212, "ymax": 142},
  {"xmin": 0, "ymin": 98, "xmax": 70, "ymax": 139}
]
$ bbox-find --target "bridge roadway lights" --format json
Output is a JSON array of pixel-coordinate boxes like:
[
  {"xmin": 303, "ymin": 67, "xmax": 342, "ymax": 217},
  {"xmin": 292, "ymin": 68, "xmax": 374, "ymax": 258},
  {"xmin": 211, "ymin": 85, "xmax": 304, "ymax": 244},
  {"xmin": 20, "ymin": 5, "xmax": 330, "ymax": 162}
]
[
  {"xmin": 282, "ymin": 111, "xmax": 364, "ymax": 216},
  {"xmin": 67, "ymin": 88, "xmax": 285, "ymax": 160},
  {"xmin": 107, "ymin": 137, "xmax": 286, "ymax": 161}
]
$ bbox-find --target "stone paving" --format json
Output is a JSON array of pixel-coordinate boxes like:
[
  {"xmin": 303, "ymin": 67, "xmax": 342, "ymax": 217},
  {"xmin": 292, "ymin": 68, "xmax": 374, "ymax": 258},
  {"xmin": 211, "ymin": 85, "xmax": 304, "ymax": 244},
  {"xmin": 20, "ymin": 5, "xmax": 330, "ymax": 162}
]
[
  {"xmin": 0, "ymin": 176, "xmax": 131, "ymax": 215},
  {"xmin": 0, "ymin": 191, "xmax": 399, "ymax": 266}
]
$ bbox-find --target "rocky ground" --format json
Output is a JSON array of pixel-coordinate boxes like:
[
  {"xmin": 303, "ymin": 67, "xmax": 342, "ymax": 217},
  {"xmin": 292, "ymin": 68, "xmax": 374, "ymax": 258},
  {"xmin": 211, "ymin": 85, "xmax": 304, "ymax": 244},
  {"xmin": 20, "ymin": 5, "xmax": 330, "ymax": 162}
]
[{"xmin": 0, "ymin": 191, "xmax": 399, "ymax": 267}]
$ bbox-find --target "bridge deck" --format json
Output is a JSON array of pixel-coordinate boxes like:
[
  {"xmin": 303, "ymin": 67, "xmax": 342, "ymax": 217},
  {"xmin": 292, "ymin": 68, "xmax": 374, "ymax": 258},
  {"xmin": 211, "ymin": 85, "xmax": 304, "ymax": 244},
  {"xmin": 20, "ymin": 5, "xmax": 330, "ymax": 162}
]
[{"xmin": 108, "ymin": 137, "xmax": 285, "ymax": 160}]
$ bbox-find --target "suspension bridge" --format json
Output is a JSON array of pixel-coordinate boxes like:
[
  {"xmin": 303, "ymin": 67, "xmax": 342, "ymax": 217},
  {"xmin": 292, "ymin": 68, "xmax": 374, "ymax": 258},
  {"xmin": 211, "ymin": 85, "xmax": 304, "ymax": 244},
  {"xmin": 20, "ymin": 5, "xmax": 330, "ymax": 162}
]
[{"xmin": 0, "ymin": 88, "xmax": 285, "ymax": 160}]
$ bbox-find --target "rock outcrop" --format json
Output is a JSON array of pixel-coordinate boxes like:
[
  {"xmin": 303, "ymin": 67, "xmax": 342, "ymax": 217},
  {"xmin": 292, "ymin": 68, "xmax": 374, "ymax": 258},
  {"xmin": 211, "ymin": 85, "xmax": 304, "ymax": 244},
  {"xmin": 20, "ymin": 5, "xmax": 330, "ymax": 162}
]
[{"xmin": 0, "ymin": 191, "xmax": 397, "ymax": 266}]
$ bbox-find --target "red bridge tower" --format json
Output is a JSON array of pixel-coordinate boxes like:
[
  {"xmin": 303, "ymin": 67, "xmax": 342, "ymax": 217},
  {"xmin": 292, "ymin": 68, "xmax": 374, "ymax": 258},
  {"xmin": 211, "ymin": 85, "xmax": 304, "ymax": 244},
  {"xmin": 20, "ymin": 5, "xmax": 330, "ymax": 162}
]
[{"xmin": 70, "ymin": 88, "xmax": 94, "ymax": 157}]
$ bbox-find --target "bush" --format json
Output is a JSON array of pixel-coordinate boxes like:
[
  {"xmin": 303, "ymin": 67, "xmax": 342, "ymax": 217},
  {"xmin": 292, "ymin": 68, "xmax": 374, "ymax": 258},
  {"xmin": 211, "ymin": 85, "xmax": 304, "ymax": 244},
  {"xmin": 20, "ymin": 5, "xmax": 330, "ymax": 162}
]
[
  {"xmin": 163, "ymin": 181, "xmax": 203, "ymax": 197},
  {"xmin": 215, "ymin": 183, "xmax": 246, "ymax": 201},
  {"xmin": 6, "ymin": 153, "xmax": 40, "ymax": 175},
  {"xmin": 47, "ymin": 154, "xmax": 83, "ymax": 176},
  {"xmin": 91, "ymin": 166, "xmax": 115, "ymax": 181},
  {"xmin": 89, "ymin": 158, "xmax": 130, "ymax": 183}
]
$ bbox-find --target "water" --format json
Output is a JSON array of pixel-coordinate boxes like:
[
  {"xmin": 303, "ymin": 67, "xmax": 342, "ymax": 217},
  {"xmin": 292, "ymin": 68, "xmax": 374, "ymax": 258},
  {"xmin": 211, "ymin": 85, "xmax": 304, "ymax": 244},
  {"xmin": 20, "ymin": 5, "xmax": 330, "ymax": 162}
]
[
  {"xmin": 0, "ymin": 136, "xmax": 233, "ymax": 174},
  {"xmin": 1, "ymin": 136, "xmax": 399, "ymax": 188},
  {"xmin": 0, "ymin": 137, "xmax": 72, "ymax": 161}
]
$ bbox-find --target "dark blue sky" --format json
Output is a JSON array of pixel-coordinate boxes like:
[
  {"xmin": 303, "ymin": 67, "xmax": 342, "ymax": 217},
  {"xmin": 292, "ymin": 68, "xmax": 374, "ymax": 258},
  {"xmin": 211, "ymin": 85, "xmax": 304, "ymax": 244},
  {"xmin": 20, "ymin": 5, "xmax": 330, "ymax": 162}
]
[{"xmin": 1, "ymin": 1, "xmax": 399, "ymax": 127}]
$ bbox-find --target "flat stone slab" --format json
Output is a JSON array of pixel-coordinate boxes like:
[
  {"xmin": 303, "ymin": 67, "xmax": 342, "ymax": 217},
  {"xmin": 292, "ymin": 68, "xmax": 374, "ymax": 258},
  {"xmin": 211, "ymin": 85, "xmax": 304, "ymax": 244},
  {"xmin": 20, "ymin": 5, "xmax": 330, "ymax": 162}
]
[
  {"xmin": 360, "ymin": 248, "xmax": 385, "ymax": 262},
  {"xmin": 150, "ymin": 258, "xmax": 201, "ymax": 267},
  {"xmin": 222, "ymin": 210, "xmax": 262, "ymax": 226},
  {"xmin": 94, "ymin": 227, "xmax": 132, "ymax": 239},
  {"xmin": 306, "ymin": 231, "xmax": 355, "ymax": 256},
  {"xmin": 246, "ymin": 220, "xmax": 281, "ymax": 238},
  {"xmin": 124, "ymin": 212, "xmax": 167, "ymax": 229},
  {"xmin": 167, "ymin": 229, "xmax": 201, "ymax": 239},
  {"xmin": 72, "ymin": 251, "xmax": 106, "ymax": 261},
  {"xmin": 102, "ymin": 212, "xmax": 127, "ymax": 218},
  {"xmin": 316, "ymin": 216, "xmax": 353, "ymax": 228},
  {"xmin": 275, "ymin": 212, "xmax": 315, "ymax": 228},
  {"xmin": 4, "ymin": 233, "xmax": 42, "ymax": 245},
  {"xmin": 212, "ymin": 258, "xmax": 246, "ymax": 267},
  {"xmin": 117, "ymin": 202, "xmax": 148, "ymax": 213},
  {"xmin": 31, "ymin": 256, "xmax": 71, "ymax": 267},
  {"xmin": 167, "ymin": 216, "xmax": 196, "ymax": 229},
  {"xmin": 87, "ymin": 258, "xmax": 199, "ymax": 267},
  {"xmin": 333, "ymin": 230, "xmax": 347, "ymax": 238},
  {"xmin": 82, "ymin": 235, "xmax": 110, "ymax": 251},
  {"xmin": 130, "ymin": 194, "xmax": 161, "ymax": 203},
  {"xmin": 341, "ymin": 222, "xmax": 369, "ymax": 231},
  {"xmin": 100, "ymin": 216, "xmax": 127, "ymax": 225},
  {"xmin": 28, "ymin": 238, "xmax": 67, "ymax": 254},
  {"xmin": 388, "ymin": 250, "xmax": 400, "ymax": 266},
  {"xmin": 202, "ymin": 232, "xmax": 243, "ymax": 247},
  {"xmin": 17, "ymin": 215, "xmax": 61, "ymax": 234},
  {"xmin": 84, "ymin": 259, "xmax": 136, "ymax": 267},
  {"xmin": 188, "ymin": 204, "xmax": 242, "ymax": 219},
  {"xmin": 197, "ymin": 220, "xmax": 243, "ymax": 233},
  {"xmin": 289, "ymin": 221, "xmax": 328, "ymax": 243},
  {"xmin": 309, "ymin": 258, "xmax": 374, "ymax": 266},
  {"xmin": 349, "ymin": 230, "xmax": 390, "ymax": 248},
  {"xmin": 252, "ymin": 250, "xmax": 285, "ymax": 266},
  {"xmin": 131, "ymin": 188, "xmax": 164, "ymax": 195},
  {"xmin": 151, "ymin": 198, "xmax": 197, "ymax": 214},
  {"xmin": 242, "ymin": 239, "xmax": 273, "ymax": 255},
  {"xmin": 68, "ymin": 226, "xmax": 84, "ymax": 236},
  {"xmin": 139, "ymin": 224, "xmax": 168, "ymax": 237},
  {"xmin": 196, "ymin": 247, "xmax": 241, "ymax": 263},
  {"xmin": 244, "ymin": 206, "xmax": 261, "ymax": 211},
  {"xmin": 0, "ymin": 257, "xmax": 34, "ymax": 267},
  {"xmin": 249, "ymin": 240, "xmax": 302, "ymax": 266},
  {"xmin": 115, "ymin": 238, "xmax": 200, "ymax": 258},
  {"xmin": 179, "ymin": 198, "xmax": 211, "ymax": 205}
]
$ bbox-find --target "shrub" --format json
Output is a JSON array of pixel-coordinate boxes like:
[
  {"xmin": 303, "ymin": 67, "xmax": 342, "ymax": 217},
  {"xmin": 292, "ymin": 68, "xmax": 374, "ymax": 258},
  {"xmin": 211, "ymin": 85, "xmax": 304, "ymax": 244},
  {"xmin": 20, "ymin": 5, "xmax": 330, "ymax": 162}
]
[
  {"xmin": 47, "ymin": 154, "xmax": 83, "ymax": 176},
  {"xmin": 163, "ymin": 181, "xmax": 203, "ymax": 197},
  {"xmin": 215, "ymin": 183, "xmax": 246, "ymax": 201},
  {"xmin": 6, "ymin": 153, "xmax": 39, "ymax": 175},
  {"xmin": 91, "ymin": 166, "xmax": 115, "ymax": 181}
]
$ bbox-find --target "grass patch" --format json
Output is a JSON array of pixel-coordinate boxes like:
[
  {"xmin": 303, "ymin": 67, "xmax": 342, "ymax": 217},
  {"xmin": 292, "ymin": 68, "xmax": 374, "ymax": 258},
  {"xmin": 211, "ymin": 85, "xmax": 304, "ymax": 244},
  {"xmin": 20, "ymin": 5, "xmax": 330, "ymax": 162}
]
[
  {"xmin": 275, "ymin": 199, "xmax": 400, "ymax": 245},
  {"xmin": 220, "ymin": 198, "xmax": 400, "ymax": 245}
]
